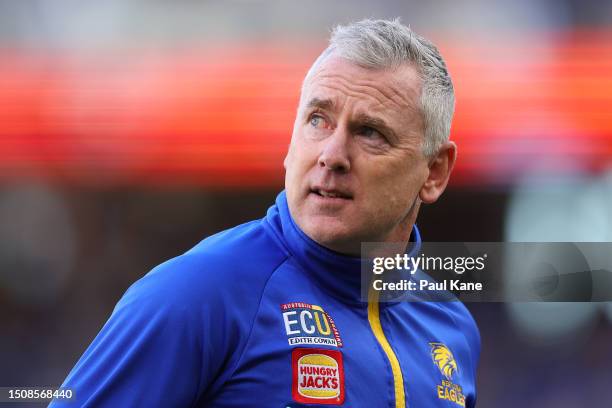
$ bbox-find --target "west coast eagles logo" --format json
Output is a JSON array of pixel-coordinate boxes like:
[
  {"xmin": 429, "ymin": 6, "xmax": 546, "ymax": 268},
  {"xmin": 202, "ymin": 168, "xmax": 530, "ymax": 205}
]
[
  {"xmin": 430, "ymin": 342, "xmax": 458, "ymax": 380},
  {"xmin": 429, "ymin": 342, "xmax": 466, "ymax": 407}
]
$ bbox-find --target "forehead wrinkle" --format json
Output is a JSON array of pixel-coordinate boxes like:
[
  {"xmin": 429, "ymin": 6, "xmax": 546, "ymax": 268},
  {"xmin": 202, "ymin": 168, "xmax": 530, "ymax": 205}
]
[
  {"xmin": 312, "ymin": 81, "xmax": 421, "ymax": 132},
  {"xmin": 311, "ymin": 71, "xmax": 418, "ymax": 117},
  {"xmin": 306, "ymin": 82, "xmax": 423, "ymax": 147}
]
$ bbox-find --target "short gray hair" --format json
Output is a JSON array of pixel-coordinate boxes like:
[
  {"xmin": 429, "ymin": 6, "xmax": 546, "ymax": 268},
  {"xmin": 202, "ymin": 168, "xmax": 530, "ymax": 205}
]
[{"xmin": 304, "ymin": 18, "xmax": 455, "ymax": 157}]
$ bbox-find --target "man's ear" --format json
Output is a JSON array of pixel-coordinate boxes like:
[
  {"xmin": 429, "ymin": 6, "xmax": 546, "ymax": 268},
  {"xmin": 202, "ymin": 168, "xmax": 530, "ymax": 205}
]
[{"xmin": 419, "ymin": 141, "xmax": 457, "ymax": 204}]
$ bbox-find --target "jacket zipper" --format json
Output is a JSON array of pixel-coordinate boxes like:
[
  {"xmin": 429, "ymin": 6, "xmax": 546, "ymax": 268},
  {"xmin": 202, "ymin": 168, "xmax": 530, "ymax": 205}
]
[{"xmin": 367, "ymin": 289, "xmax": 406, "ymax": 408}]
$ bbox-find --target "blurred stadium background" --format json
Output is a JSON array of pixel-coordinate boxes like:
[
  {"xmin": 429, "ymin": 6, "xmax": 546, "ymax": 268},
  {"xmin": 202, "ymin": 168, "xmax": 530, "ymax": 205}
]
[{"xmin": 1, "ymin": 1, "xmax": 611, "ymax": 406}]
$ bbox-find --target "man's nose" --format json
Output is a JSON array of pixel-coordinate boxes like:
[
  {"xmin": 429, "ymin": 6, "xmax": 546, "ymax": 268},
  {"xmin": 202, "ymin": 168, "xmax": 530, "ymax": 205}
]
[{"xmin": 317, "ymin": 128, "xmax": 351, "ymax": 173}]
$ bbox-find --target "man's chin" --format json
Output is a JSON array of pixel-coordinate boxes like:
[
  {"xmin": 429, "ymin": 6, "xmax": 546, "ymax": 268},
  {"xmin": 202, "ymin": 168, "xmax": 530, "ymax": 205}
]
[{"xmin": 301, "ymin": 222, "xmax": 363, "ymax": 256}]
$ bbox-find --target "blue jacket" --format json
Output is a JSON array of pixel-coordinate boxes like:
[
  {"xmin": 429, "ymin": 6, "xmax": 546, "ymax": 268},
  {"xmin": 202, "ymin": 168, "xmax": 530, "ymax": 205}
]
[{"xmin": 52, "ymin": 191, "xmax": 479, "ymax": 407}]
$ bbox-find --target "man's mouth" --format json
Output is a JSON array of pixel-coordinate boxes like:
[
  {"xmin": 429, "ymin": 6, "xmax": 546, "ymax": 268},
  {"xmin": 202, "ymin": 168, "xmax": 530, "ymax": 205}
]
[{"xmin": 311, "ymin": 188, "xmax": 353, "ymax": 200}]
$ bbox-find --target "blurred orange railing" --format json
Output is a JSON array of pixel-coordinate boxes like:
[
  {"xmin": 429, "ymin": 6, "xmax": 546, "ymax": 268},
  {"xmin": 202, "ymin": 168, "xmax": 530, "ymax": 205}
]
[{"xmin": 0, "ymin": 31, "xmax": 611, "ymax": 187}]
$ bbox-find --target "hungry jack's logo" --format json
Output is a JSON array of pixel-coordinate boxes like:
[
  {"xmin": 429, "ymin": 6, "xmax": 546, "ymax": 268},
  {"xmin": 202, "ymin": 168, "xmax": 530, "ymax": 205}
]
[
  {"xmin": 281, "ymin": 302, "xmax": 343, "ymax": 347},
  {"xmin": 430, "ymin": 342, "xmax": 466, "ymax": 407},
  {"xmin": 292, "ymin": 348, "xmax": 345, "ymax": 405}
]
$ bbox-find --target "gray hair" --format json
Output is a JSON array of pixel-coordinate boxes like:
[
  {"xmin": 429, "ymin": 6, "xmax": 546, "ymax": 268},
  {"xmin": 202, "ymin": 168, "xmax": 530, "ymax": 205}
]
[{"xmin": 304, "ymin": 18, "xmax": 455, "ymax": 157}]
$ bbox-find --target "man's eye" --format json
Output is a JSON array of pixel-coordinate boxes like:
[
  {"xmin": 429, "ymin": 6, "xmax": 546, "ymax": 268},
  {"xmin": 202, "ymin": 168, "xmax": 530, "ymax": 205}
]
[
  {"xmin": 309, "ymin": 115, "xmax": 329, "ymax": 129},
  {"xmin": 358, "ymin": 126, "xmax": 383, "ymax": 140}
]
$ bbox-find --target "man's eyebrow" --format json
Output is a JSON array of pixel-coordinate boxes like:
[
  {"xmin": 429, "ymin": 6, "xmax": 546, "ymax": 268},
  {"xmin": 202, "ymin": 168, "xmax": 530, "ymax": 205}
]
[{"xmin": 305, "ymin": 97, "xmax": 336, "ymax": 111}]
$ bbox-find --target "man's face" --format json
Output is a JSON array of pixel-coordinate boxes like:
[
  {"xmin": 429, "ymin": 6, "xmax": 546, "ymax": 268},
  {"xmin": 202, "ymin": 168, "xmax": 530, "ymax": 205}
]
[{"xmin": 284, "ymin": 55, "xmax": 431, "ymax": 255}]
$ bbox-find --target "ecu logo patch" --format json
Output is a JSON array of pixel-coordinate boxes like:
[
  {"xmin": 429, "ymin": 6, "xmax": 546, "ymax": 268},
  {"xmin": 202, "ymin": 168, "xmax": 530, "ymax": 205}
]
[
  {"xmin": 429, "ymin": 342, "xmax": 466, "ymax": 407},
  {"xmin": 281, "ymin": 302, "xmax": 343, "ymax": 347},
  {"xmin": 292, "ymin": 348, "xmax": 345, "ymax": 405}
]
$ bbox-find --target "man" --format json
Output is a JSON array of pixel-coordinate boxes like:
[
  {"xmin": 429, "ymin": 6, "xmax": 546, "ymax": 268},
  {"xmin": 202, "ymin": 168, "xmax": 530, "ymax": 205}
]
[{"xmin": 52, "ymin": 19, "xmax": 479, "ymax": 407}]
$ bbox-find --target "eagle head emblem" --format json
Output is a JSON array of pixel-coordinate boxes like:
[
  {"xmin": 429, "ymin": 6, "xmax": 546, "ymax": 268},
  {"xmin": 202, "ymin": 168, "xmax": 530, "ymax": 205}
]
[{"xmin": 429, "ymin": 342, "xmax": 458, "ymax": 381}]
